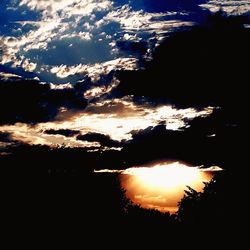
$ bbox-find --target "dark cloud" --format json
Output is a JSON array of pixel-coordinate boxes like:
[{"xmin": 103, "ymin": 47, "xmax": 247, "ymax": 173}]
[
  {"xmin": 0, "ymin": 131, "xmax": 21, "ymax": 154},
  {"xmin": 0, "ymin": 131, "xmax": 12, "ymax": 142},
  {"xmin": 1, "ymin": 13, "xmax": 247, "ymax": 167},
  {"xmin": 84, "ymin": 97, "xmax": 142, "ymax": 117},
  {"xmin": 44, "ymin": 129, "xmax": 80, "ymax": 137},
  {"xmin": 116, "ymin": 40, "xmax": 148, "ymax": 56},
  {"xmin": 77, "ymin": 132, "xmax": 122, "ymax": 148},
  {"xmin": 113, "ymin": 13, "xmax": 250, "ymax": 108},
  {"xmin": 121, "ymin": 107, "xmax": 242, "ymax": 168},
  {"xmin": 0, "ymin": 79, "xmax": 87, "ymax": 124}
]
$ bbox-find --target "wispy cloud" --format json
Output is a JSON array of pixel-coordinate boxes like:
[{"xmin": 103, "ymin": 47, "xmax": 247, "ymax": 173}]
[
  {"xmin": 94, "ymin": 161, "xmax": 223, "ymax": 175},
  {"xmin": 104, "ymin": 4, "xmax": 192, "ymax": 32},
  {"xmin": 200, "ymin": 0, "xmax": 250, "ymax": 15},
  {"xmin": 50, "ymin": 58, "xmax": 138, "ymax": 81},
  {"xmin": 0, "ymin": 0, "xmax": 192, "ymax": 82},
  {"xmin": 0, "ymin": 123, "xmax": 100, "ymax": 148}
]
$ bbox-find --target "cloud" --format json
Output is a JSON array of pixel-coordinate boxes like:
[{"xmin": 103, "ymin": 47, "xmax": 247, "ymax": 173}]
[
  {"xmin": 59, "ymin": 32, "xmax": 92, "ymax": 41},
  {"xmin": 1, "ymin": 13, "xmax": 246, "ymax": 157},
  {"xmin": 200, "ymin": 0, "xmax": 250, "ymax": 15},
  {"xmin": 104, "ymin": 4, "xmax": 192, "ymax": 32},
  {"xmin": 0, "ymin": 72, "xmax": 22, "ymax": 80},
  {"xmin": 1, "ymin": 0, "xmax": 194, "ymax": 83},
  {"xmin": 114, "ymin": 13, "xmax": 250, "ymax": 108},
  {"xmin": 120, "ymin": 106, "xmax": 243, "ymax": 167},
  {"xmin": 44, "ymin": 129, "xmax": 80, "ymax": 137},
  {"xmin": 49, "ymin": 82, "xmax": 73, "ymax": 90},
  {"xmin": 0, "ymin": 131, "xmax": 19, "ymax": 152},
  {"xmin": 116, "ymin": 40, "xmax": 148, "ymax": 56},
  {"xmin": 95, "ymin": 162, "xmax": 222, "ymax": 175},
  {"xmin": 77, "ymin": 132, "xmax": 122, "ymax": 148},
  {"xmin": 83, "ymin": 80, "xmax": 118, "ymax": 100},
  {"xmin": 0, "ymin": 103, "xmax": 241, "ymax": 166},
  {"xmin": 1, "ymin": 0, "xmax": 114, "ymax": 79},
  {"xmin": 19, "ymin": 0, "xmax": 112, "ymax": 17},
  {"xmin": 94, "ymin": 169, "xmax": 123, "ymax": 174},
  {"xmin": 0, "ymin": 78, "xmax": 87, "ymax": 124},
  {"xmin": 0, "ymin": 92, "xmax": 213, "ymax": 148},
  {"xmin": 0, "ymin": 132, "xmax": 12, "ymax": 142},
  {"xmin": 0, "ymin": 123, "xmax": 101, "ymax": 148},
  {"xmin": 54, "ymin": 97, "xmax": 213, "ymax": 141},
  {"xmin": 50, "ymin": 58, "xmax": 138, "ymax": 81},
  {"xmin": 21, "ymin": 58, "xmax": 37, "ymax": 72}
]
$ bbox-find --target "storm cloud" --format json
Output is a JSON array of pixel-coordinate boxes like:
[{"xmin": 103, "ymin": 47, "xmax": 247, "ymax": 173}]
[
  {"xmin": 0, "ymin": 79, "xmax": 87, "ymax": 124},
  {"xmin": 113, "ymin": 13, "xmax": 250, "ymax": 108}
]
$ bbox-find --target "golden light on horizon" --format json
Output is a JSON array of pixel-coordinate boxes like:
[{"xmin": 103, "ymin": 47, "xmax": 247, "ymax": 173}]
[
  {"xmin": 125, "ymin": 163, "xmax": 201, "ymax": 189},
  {"xmin": 119, "ymin": 162, "xmax": 222, "ymax": 213}
]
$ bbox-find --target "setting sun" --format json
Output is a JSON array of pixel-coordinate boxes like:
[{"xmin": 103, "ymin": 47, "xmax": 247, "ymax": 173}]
[
  {"xmin": 125, "ymin": 162, "xmax": 202, "ymax": 190},
  {"xmin": 119, "ymin": 162, "xmax": 221, "ymax": 213}
]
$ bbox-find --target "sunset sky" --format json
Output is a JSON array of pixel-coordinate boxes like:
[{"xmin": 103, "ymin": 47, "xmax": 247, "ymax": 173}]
[{"xmin": 0, "ymin": 0, "xmax": 249, "ymax": 214}]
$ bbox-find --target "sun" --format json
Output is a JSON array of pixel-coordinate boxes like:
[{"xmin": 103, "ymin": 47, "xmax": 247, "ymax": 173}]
[
  {"xmin": 118, "ymin": 161, "xmax": 219, "ymax": 213},
  {"xmin": 125, "ymin": 162, "xmax": 202, "ymax": 191},
  {"xmin": 95, "ymin": 161, "xmax": 221, "ymax": 213}
]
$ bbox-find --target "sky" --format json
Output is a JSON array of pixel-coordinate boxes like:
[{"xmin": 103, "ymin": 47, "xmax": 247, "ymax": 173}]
[
  {"xmin": 1, "ymin": 0, "xmax": 247, "ymax": 148},
  {"xmin": 0, "ymin": 0, "xmax": 249, "ymax": 213},
  {"xmin": 1, "ymin": 0, "xmax": 249, "ymax": 83},
  {"xmin": 0, "ymin": 0, "xmax": 223, "ymax": 148},
  {"xmin": 96, "ymin": 161, "xmax": 222, "ymax": 212}
]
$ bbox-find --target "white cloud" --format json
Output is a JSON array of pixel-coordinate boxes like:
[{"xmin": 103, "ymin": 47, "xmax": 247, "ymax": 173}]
[
  {"xmin": 104, "ymin": 5, "xmax": 193, "ymax": 32},
  {"xmin": 49, "ymin": 82, "xmax": 73, "ymax": 89},
  {"xmin": 0, "ymin": 95, "xmax": 214, "ymax": 148},
  {"xmin": 50, "ymin": 58, "xmax": 138, "ymax": 81},
  {"xmin": 22, "ymin": 58, "xmax": 37, "ymax": 72},
  {"xmin": 0, "ymin": 72, "xmax": 22, "ymax": 80},
  {"xmin": 1, "ymin": 0, "xmax": 113, "ymax": 74},
  {"xmin": 1, "ymin": 0, "xmax": 193, "ymax": 81},
  {"xmin": 0, "ymin": 123, "xmax": 100, "ymax": 148},
  {"xmin": 0, "ymin": 19, "xmax": 62, "ymax": 67},
  {"xmin": 122, "ymin": 33, "xmax": 140, "ymax": 41},
  {"xmin": 60, "ymin": 32, "xmax": 92, "ymax": 41},
  {"xmin": 200, "ymin": 0, "xmax": 250, "ymax": 15},
  {"xmin": 199, "ymin": 166, "xmax": 223, "ymax": 172},
  {"xmin": 84, "ymin": 78, "xmax": 119, "ymax": 99},
  {"xmin": 19, "ymin": 0, "xmax": 112, "ymax": 18},
  {"xmin": 34, "ymin": 98, "xmax": 214, "ymax": 141},
  {"xmin": 94, "ymin": 163, "xmax": 222, "ymax": 175}
]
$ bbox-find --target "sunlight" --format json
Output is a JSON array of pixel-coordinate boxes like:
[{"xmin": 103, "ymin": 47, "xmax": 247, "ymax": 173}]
[
  {"xmin": 126, "ymin": 162, "xmax": 201, "ymax": 190},
  {"xmin": 119, "ymin": 162, "xmax": 222, "ymax": 213},
  {"xmin": 39, "ymin": 100, "xmax": 213, "ymax": 141},
  {"xmin": 0, "ymin": 97, "xmax": 213, "ymax": 147}
]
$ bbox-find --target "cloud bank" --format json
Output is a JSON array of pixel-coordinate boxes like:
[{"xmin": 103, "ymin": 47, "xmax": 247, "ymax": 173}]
[{"xmin": 0, "ymin": 0, "xmax": 193, "ymax": 83}]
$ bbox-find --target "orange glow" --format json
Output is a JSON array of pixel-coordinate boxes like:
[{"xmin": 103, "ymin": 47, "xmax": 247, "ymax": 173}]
[
  {"xmin": 125, "ymin": 163, "xmax": 201, "ymax": 189},
  {"xmin": 120, "ymin": 162, "xmax": 221, "ymax": 213}
]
